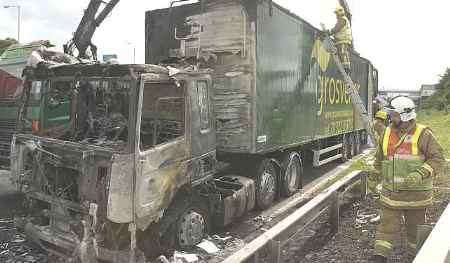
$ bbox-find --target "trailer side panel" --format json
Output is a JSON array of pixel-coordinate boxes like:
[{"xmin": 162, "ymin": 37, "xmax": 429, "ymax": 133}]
[
  {"xmin": 145, "ymin": 0, "xmax": 376, "ymax": 155},
  {"xmin": 254, "ymin": 1, "xmax": 372, "ymax": 153}
]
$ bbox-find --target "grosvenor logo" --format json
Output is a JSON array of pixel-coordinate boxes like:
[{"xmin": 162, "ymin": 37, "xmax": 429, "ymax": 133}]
[{"xmin": 311, "ymin": 39, "xmax": 359, "ymax": 116}]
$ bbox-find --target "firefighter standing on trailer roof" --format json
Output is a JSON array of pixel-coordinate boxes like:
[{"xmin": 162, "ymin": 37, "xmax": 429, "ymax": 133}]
[
  {"xmin": 327, "ymin": 5, "xmax": 353, "ymax": 74},
  {"xmin": 370, "ymin": 96, "xmax": 446, "ymax": 263}
]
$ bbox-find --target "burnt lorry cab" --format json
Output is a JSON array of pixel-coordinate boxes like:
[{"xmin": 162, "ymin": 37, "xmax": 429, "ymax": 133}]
[{"xmin": 11, "ymin": 64, "xmax": 242, "ymax": 260}]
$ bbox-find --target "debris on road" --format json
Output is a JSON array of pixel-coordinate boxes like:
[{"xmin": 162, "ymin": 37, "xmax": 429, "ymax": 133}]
[
  {"xmin": 196, "ymin": 239, "xmax": 219, "ymax": 254},
  {"xmin": 369, "ymin": 215, "xmax": 381, "ymax": 223},
  {"xmin": 355, "ymin": 209, "xmax": 379, "ymax": 227},
  {"xmin": 211, "ymin": 234, "xmax": 232, "ymax": 244},
  {"xmin": 173, "ymin": 251, "xmax": 199, "ymax": 263},
  {"xmin": 252, "ymin": 215, "xmax": 272, "ymax": 228}
]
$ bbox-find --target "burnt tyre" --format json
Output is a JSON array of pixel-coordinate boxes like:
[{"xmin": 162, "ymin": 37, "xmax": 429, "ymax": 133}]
[
  {"xmin": 255, "ymin": 159, "xmax": 278, "ymax": 210},
  {"xmin": 341, "ymin": 134, "xmax": 351, "ymax": 162},
  {"xmin": 280, "ymin": 152, "xmax": 303, "ymax": 197},
  {"xmin": 349, "ymin": 133, "xmax": 356, "ymax": 158},
  {"xmin": 360, "ymin": 130, "xmax": 368, "ymax": 145},
  {"xmin": 353, "ymin": 132, "xmax": 361, "ymax": 155},
  {"xmin": 176, "ymin": 202, "xmax": 210, "ymax": 249}
]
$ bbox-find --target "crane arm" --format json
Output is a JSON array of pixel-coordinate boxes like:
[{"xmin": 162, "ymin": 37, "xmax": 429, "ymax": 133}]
[
  {"xmin": 338, "ymin": 0, "xmax": 352, "ymax": 24},
  {"xmin": 64, "ymin": 0, "xmax": 120, "ymax": 60}
]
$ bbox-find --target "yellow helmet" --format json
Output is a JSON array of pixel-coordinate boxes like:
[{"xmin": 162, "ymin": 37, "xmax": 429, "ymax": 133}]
[
  {"xmin": 334, "ymin": 6, "xmax": 345, "ymax": 16},
  {"xmin": 375, "ymin": 110, "xmax": 387, "ymax": 120}
]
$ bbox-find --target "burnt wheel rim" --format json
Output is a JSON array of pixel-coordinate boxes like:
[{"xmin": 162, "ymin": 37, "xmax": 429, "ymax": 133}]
[
  {"xmin": 260, "ymin": 164, "xmax": 276, "ymax": 205},
  {"xmin": 342, "ymin": 135, "xmax": 349, "ymax": 160},
  {"xmin": 355, "ymin": 134, "xmax": 360, "ymax": 154},
  {"xmin": 177, "ymin": 209, "xmax": 206, "ymax": 247},
  {"xmin": 350, "ymin": 135, "xmax": 356, "ymax": 156},
  {"xmin": 286, "ymin": 159, "xmax": 298, "ymax": 192}
]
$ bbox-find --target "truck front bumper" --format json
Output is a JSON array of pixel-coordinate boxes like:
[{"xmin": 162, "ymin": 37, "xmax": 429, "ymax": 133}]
[{"xmin": 14, "ymin": 216, "xmax": 139, "ymax": 262}]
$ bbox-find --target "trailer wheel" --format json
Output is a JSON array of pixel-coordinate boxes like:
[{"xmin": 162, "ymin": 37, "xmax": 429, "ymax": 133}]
[
  {"xmin": 280, "ymin": 152, "xmax": 303, "ymax": 197},
  {"xmin": 353, "ymin": 132, "xmax": 361, "ymax": 155},
  {"xmin": 176, "ymin": 201, "xmax": 210, "ymax": 249},
  {"xmin": 360, "ymin": 130, "xmax": 368, "ymax": 145},
  {"xmin": 255, "ymin": 159, "xmax": 278, "ymax": 210},
  {"xmin": 341, "ymin": 134, "xmax": 351, "ymax": 162}
]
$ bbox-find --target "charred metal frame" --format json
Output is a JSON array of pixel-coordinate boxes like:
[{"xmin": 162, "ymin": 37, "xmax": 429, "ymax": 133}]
[
  {"xmin": 132, "ymin": 71, "xmax": 216, "ymax": 231},
  {"xmin": 12, "ymin": 64, "xmax": 223, "ymax": 261}
]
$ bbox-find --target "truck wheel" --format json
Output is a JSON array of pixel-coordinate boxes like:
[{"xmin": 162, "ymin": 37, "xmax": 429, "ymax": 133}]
[
  {"xmin": 341, "ymin": 134, "xmax": 351, "ymax": 162},
  {"xmin": 280, "ymin": 152, "xmax": 303, "ymax": 197},
  {"xmin": 353, "ymin": 132, "xmax": 361, "ymax": 155},
  {"xmin": 349, "ymin": 133, "xmax": 357, "ymax": 157},
  {"xmin": 255, "ymin": 159, "xmax": 278, "ymax": 210},
  {"xmin": 176, "ymin": 202, "xmax": 210, "ymax": 249},
  {"xmin": 360, "ymin": 130, "xmax": 368, "ymax": 145}
]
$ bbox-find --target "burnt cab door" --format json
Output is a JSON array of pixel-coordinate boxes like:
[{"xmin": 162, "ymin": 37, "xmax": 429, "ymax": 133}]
[
  {"xmin": 185, "ymin": 76, "xmax": 216, "ymax": 184},
  {"xmin": 135, "ymin": 74, "xmax": 190, "ymax": 221},
  {"xmin": 134, "ymin": 73, "xmax": 215, "ymax": 223}
]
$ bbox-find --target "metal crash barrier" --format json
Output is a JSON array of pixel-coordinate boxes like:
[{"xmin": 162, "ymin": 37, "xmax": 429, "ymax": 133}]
[{"xmin": 222, "ymin": 170, "xmax": 367, "ymax": 263}]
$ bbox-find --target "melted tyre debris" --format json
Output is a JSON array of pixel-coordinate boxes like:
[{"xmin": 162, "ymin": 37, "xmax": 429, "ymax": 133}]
[
  {"xmin": 155, "ymin": 234, "xmax": 245, "ymax": 263},
  {"xmin": 0, "ymin": 219, "xmax": 48, "ymax": 263}
]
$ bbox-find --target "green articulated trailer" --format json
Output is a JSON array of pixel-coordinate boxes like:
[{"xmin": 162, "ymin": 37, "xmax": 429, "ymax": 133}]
[{"xmin": 146, "ymin": 0, "xmax": 377, "ymax": 162}]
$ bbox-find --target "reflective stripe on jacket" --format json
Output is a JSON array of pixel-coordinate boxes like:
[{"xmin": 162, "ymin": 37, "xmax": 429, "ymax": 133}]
[
  {"xmin": 380, "ymin": 124, "xmax": 433, "ymax": 208},
  {"xmin": 334, "ymin": 17, "xmax": 353, "ymax": 45}
]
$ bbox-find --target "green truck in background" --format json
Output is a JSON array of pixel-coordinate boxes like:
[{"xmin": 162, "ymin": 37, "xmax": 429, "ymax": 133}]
[{"xmin": 0, "ymin": 41, "xmax": 71, "ymax": 165}]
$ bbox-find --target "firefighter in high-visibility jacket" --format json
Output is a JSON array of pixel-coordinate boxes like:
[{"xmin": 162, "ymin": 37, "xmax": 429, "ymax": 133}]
[
  {"xmin": 374, "ymin": 110, "xmax": 389, "ymax": 138},
  {"xmin": 329, "ymin": 6, "xmax": 353, "ymax": 74},
  {"xmin": 371, "ymin": 96, "xmax": 446, "ymax": 263}
]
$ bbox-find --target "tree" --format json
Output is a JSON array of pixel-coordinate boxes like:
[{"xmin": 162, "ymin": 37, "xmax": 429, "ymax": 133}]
[
  {"xmin": 0, "ymin": 38, "xmax": 18, "ymax": 56},
  {"xmin": 422, "ymin": 68, "xmax": 450, "ymax": 111},
  {"xmin": 437, "ymin": 68, "xmax": 450, "ymax": 90}
]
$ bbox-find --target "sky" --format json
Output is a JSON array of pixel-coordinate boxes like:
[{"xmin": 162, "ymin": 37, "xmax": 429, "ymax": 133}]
[{"xmin": 1, "ymin": 0, "xmax": 449, "ymax": 91}]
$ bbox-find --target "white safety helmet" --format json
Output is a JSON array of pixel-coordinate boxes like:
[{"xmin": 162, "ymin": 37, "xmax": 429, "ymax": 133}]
[{"xmin": 386, "ymin": 96, "xmax": 416, "ymax": 122}]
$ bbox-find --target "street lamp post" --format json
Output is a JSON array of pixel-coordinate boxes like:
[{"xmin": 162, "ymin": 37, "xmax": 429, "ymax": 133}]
[
  {"xmin": 3, "ymin": 5, "xmax": 21, "ymax": 43},
  {"xmin": 126, "ymin": 42, "xmax": 136, "ymax": 64}
]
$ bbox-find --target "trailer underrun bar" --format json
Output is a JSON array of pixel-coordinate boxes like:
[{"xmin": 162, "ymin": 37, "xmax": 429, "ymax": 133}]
[{"xmin": 222, "ymin": 170, "xmax": 368, "ymax": 263}]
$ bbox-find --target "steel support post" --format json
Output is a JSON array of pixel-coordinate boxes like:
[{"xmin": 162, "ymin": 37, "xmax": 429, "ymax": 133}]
[
  {"xmin": 360, "ymin": 171, "xmax": 368, "ymax": 200},
  {"xmin": 329, "ymin": 191, "xmax": 341, "ymax": 234},
  {"xmin": 269, "ymin": 239, "xmax": 281, "ymax": 263}
]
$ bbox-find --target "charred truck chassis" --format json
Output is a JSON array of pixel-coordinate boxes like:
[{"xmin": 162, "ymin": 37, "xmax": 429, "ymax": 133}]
[
  {"xmin": 12, "ymin": 63, "xmax": 286, "ymax": 261},
  {"xmin": 11, "ymin": 0, "xmax": 377, "ymax": 262}
]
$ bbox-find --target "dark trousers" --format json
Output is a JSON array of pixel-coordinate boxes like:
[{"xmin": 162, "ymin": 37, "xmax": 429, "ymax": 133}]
[{"xmin": 374, "ymin": 206, "xmax": 426, "ymax": 257}]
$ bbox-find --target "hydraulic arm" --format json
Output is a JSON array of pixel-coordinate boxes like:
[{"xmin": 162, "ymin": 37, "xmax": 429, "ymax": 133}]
[{"xmin": 63, "ymin": 0, "xmax": 120, "ymax": 60}]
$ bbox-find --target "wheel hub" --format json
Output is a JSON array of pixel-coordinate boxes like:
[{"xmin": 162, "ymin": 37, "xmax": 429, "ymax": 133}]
[
  {"xmin": 287, "ymin": 162, "xmax": 298, "ymax": 191},
  {"xmin": 261, "ymin": 170, "xmax": 276, "ymax": 202},
  {"xmin": 177, "ymin": 210, "xmax": 205, "ymax": 247}
]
